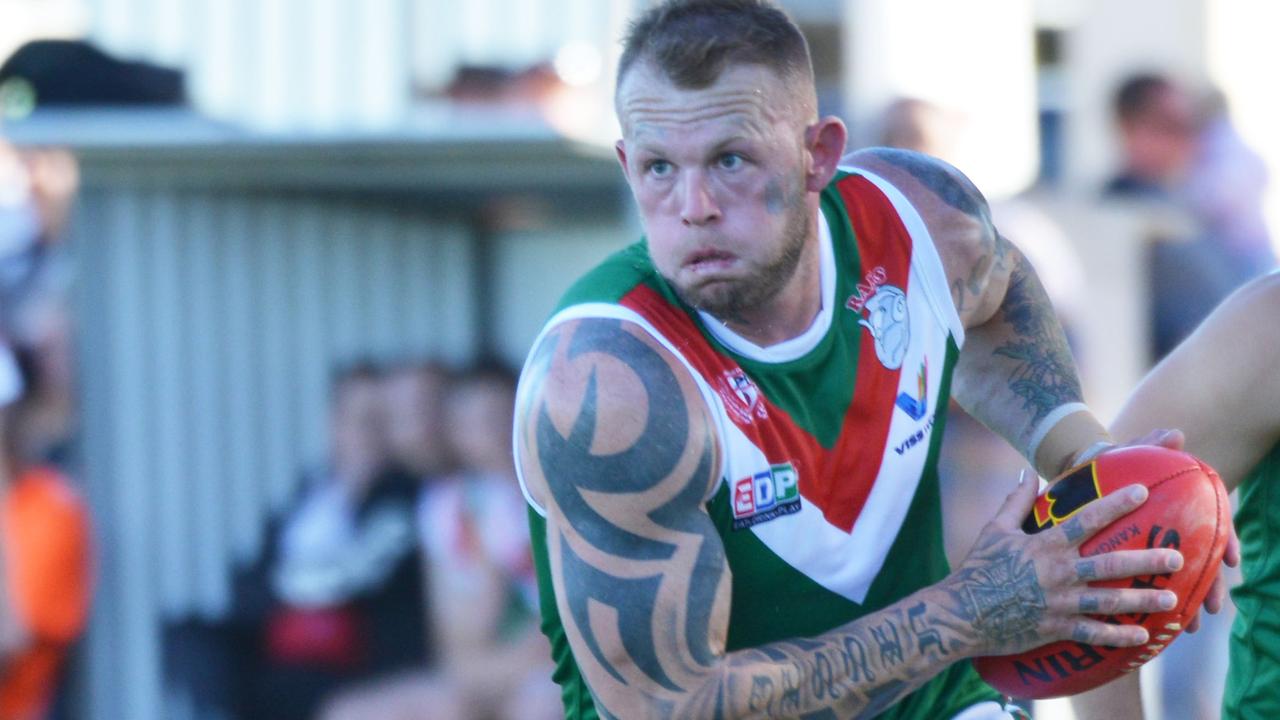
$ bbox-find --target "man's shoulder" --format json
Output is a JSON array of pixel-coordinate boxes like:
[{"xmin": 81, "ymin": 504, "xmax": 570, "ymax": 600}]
[{"xmin": 556, "ymin": 239, "xmax": 661, "ymax": 311}]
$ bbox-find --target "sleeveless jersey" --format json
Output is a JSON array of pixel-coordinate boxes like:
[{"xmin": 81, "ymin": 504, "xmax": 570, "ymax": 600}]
[
  {"xmin": 518, "ymin": 168, "xmax": 1002, "ymax": 719},
  {"xmin": 1224, "ymin": 441, "xmax": 1280, "ymax": 719}
]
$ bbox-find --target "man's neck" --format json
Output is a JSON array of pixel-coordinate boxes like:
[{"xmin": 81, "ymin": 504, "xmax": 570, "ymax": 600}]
[{"xmin": 720, "ymin": 230, "xmax": 823, "ymax": 348}]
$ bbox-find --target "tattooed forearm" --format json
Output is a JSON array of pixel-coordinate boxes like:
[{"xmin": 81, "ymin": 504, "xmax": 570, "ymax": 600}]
[
  {"xmin": 684, "ymin": 599, "xmax": 965, "ymax": 719},
  {"xmin": 991, "ymin": 251, "xmax": 1085, "ymax": 426}
]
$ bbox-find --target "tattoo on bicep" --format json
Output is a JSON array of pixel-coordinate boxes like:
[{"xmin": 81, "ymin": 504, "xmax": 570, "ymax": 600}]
[
  {"xmin": 871, "ymin": 148, "xmax": 1004, "ymax": 315},
  {"xmin": 530, "ymin": 319, "xmax": 725, "ymax": 705},
  {"xmin": 993, "ymin": 252, "xmax": 1084, "ymax": 425},
  {"xmin": 869, "ymin": 148, "xmax": 993, "ymax": 226},
  {"xmin": 950, "ymin": 277, "xmax": 968, "ymax": 314}
]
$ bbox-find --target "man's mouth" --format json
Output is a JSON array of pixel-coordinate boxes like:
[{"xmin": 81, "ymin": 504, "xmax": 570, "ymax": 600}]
[{"xmin": 684, "ymin": 248, "xmax": 737, "ymax": 273}]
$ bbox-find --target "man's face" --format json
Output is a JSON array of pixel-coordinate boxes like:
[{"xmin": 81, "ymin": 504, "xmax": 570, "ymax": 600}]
[
  {"xmin": 616, "ymin": 63, "xmax": 815, "ymax": 321},
  {"xmin": 1122, "ymin": 86, "xmax": 1198, "ymax": 182},
  {"xmin": 331, "ymin": 377, "xmax": 389, "ymax": 487},
  {"xmin": 382, "ymin": 368, "xmax": 450, "ymax": 477}
]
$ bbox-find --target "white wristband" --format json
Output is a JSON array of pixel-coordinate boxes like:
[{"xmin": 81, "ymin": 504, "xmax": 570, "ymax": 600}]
[
  {"xmin": 1025, "ymin": 402, "xmax": 1089, "ymax": 465},
  {"xmin": 1071, "ymin": 440, "xmax": 1114, "ymax": 468}
]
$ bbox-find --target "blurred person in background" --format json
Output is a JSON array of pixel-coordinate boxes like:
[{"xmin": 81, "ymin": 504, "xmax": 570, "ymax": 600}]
[
  {"xmin": 873, "ymin": 97, "xmax": 963, "ymax": 163},
  {"xmin": 320, "ymin": 360, "xmax": 557, "ymax": 720},
  {"xmin": 1102, "ymin": 72, "xmax": 1239, "ymax": 362},
  {"xmin": 1186, "ymin": 88, "xmax": 1276, "ymax": 285},
  {"xmin": 0, "ymin": 142, "xmax": 78, "ymax": 468},
  {"xmin": 419, "ymin": 360, "xmax": 557, "ymax": 720},
  {"xmin": 0, "ymin": 342, "xmax": 93, "ymax": 720},
  {"xmin": 228, "ymin": 362, "xmax": 429, "ymax": 720},
  {"xmin": 382, "ymin": 360, "xmax": 454, "ymax": 485},
  {"xmin": 1104, "ymin": 73, "xmax": 1199, "ymax": 201}
]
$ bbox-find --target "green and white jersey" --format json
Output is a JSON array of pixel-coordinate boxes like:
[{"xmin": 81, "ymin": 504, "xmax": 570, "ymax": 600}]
[
  {"xmin": 1225, "ymin": 441, "xmax": 1280, "ymax": 719},
  {"xmin": 519, "ymin": 167, "xmax": 1003, "ymax": 719}
]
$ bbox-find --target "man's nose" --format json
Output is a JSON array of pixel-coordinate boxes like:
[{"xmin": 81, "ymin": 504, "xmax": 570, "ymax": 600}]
[{"xmin": 679, "ymin": 171, "xmax": 721, "ymax": 226}]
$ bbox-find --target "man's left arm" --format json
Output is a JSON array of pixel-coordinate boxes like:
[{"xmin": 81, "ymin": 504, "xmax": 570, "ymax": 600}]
[
  {"xmin": 846, "ymin": 148, "xmax": 1108, "ymax": 477},
  {"xmin": 949, "ymin": 233, "xmax": 1112, "ymax": 477}
]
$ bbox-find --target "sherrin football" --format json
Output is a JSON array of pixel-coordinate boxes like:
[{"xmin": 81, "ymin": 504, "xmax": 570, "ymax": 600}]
[{"xmin": 973, "ymin": 445, "xmax": 1230, "ymax": 699}]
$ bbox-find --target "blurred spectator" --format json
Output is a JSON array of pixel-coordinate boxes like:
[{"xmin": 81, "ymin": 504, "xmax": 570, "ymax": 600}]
[
  {"xmin": 873, "ymin": 97, "xmax": 963, "ymax": 162},
  {"xmin": 1101, "ymin": 74, "xmax": 1244, "ymax": 720},
  {"xmin": 320, "ymin": 361, "xmax": 558, "ymax": 720},
  {"xmin": 1102, "ymin": 72, "xmax": 1239, "ymax": 362},
  {"xmin": 0, "ymin": 345, "xmax": 93, "ymax": 720},
  {"xmin": 1186, "ymin": 87, "xmax": 1276, "ymax": 283},
  {"xmin": 227, "ymin": 362, "xmax": 429, "ymax": 720},
  {"xmin": 382, "ymin": 361, "xmax": 454, "ymax": 482},
  {"xmin": 0, "ymin": 140, "xmax": 78, "ymax": 466},
  {"xmin": 1104, "ymin": 73, "xmax": 1199, "ymax": 200}
]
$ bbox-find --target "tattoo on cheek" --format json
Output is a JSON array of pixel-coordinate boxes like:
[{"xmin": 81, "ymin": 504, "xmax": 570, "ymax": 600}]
[{"xmin": 765, "ymin": 177, "xmax": 788, "ymax": 215}]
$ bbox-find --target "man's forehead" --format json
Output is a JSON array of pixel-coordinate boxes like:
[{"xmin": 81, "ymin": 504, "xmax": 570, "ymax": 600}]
[{"xmin": 617, "ymin": 63, "xmax": 799, "ymax": 136}]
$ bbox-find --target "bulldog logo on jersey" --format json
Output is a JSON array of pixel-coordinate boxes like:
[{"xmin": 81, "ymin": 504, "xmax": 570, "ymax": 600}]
[{"xmin": 858, "ymin": 285, "xmax": 910, "ymax": 369}]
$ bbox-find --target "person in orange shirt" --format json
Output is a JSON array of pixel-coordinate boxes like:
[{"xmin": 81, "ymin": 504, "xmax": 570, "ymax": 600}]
[{"xmin": 0, "ymin": 346, "xmax": 92, "ymax": 720}]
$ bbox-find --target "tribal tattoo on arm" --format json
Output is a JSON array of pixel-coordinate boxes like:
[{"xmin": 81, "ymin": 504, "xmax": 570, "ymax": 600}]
[{"xmin": 517, "ymin": 317, "xmax": 999, "ymax": 719}]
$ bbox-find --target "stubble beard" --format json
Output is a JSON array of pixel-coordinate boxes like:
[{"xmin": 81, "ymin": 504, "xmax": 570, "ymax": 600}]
[{"xmin": 667, "ymin": 200, "xmax": 811, "ymax": 325}]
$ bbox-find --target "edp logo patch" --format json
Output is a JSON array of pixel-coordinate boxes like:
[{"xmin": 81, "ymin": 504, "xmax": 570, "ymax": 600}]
[{"xmin": 732, "ymin": 463, "xmax": 800, "ymax": 530}]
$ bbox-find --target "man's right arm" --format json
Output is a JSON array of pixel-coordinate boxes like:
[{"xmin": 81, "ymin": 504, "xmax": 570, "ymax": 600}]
[{"xmin": 517, "ymin": 317, "xmax": 1180, "ymax": 719}]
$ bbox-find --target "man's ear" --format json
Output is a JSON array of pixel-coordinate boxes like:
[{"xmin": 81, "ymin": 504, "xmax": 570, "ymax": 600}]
[
  {"xmin": 804, "ymin": 117, "xmax": 848, "ymax": 192},
  {"xmin": 615, "ymin": 140, "xmax": 633, "ymax": 182}
]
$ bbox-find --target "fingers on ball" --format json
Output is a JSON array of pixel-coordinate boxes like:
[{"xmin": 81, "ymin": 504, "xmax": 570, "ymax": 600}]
[
  {"xmin": 1052, "ymin": 588, "xmax": 1177, "ymax": 616},
  {"xmin": 1064, "ymin": 619, "xmax": 1150, "ymax": 648}
]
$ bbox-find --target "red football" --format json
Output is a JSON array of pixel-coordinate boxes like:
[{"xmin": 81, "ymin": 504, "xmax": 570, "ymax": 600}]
[{"xmin": 973, "ymin": 445, "xmax": 1230, "ymax": 699}]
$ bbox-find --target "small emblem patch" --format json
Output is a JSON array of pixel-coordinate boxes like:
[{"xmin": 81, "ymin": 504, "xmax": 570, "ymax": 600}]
[{"xmin": 718, "ymin": 368, "xmax": 768, "ymax": 424}]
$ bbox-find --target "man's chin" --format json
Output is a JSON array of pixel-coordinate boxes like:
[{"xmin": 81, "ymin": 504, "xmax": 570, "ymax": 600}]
[{"xmin": 676, "ymin": 280, "xmax": 752, "ymax": 320}]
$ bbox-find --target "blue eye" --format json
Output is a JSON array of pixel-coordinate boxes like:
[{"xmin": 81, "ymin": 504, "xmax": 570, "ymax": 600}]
[
  {"xmin": 718, "ymin": 153, "xmax": 744, "ymax": 170},
  {"xmin": 647, "ymin": 159, "xmax": 673, "ymax": 177}
]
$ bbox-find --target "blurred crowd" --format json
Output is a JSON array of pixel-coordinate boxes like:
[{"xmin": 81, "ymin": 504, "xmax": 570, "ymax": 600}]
[
  {"xmin": 0, "ymin": 135, "xmax": 91, "ymax": 720},
  {"xmin": 177, "ymin": 358, "xmax": 561, "ymax": 720}
]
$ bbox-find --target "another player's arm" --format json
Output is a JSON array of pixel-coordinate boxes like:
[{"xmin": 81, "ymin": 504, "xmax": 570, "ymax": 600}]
[
  {"xmin": 517, "ymin": 317, "xmax": 1176, "ymax": 718},
  {"xmin": 1109, "ymin": 272, "xmax": 1280, "ymax": 490},
  {"xmin": 845, "ymin": 148, "xmax": 1109, "ymax": 478},
  {"xmin": 1071, "ymin": 273, "xmax": 1280, "ymax": 720}
]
